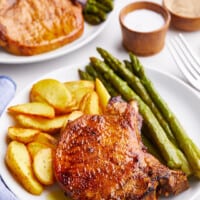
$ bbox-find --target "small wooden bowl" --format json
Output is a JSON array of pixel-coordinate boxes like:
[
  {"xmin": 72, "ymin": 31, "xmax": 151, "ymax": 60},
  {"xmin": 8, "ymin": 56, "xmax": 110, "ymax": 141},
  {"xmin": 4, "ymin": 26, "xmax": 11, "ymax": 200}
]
[
  {"xmin": 119, "ymin": 1, "xmax": 171, "ymax": 56},
  {"xmin": 163, "ymin": 0, "xmax": 200, "ymax": 31}
]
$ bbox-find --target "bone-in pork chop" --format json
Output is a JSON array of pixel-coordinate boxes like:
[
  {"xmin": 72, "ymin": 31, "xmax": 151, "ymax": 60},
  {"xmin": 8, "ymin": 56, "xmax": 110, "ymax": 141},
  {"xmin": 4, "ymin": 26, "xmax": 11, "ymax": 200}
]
[
  {"xmin": 54, "ymin": 97, "xmax": 189, "ymax": 200},
  {"xmin": 0, "ymin": 0, "xmax": 84, "ymax": 55}
]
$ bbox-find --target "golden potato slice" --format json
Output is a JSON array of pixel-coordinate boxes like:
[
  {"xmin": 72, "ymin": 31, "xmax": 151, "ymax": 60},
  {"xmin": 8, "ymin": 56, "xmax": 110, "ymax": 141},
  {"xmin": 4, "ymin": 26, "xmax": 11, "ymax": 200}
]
[
  {"xmin": 27, "ymin": 142, "xmax": 49, "ymax": 158},
  {"xmin": 30, "ymin": 79, "xmax": 72, "ymax": 112},
  {"xmin": 5, "ymin": 141, "xmax": 43, "ymax": 195},
  {"xmin": 70, "ymin": 87, "xmax": 94, "ymax": 108},
  {"xmin": 8, "ymin": 102, "xmax": 55, "ymax": 118},
  {"xmin": 80, "ymin": 91, "xmax": 100, "ymax": 114},
  {"xmin": 79, "ymin": 93, "xmax": 89, "ymax": 113},
  {"xmin": 64, "ymin": 80, "xmax": 95, "ymax": 110},
  {"xmin": 15, "ymin": 114, "xmax": 72, "ymax": 133},
  {"xmin": 7, "ymin": 127, "xmax": 40, "ymax": 143},
  {"xmin": 33, "ymin": 148, "xmax": 54, "ymax": 185},
  {"xmin": 95, "ymin": 78, "xmax": 111, "ymax": 111},
  {"xmin": 34, "ymin": 132, "xmax": 58, "ymax": 149},
  {"xmin": 64, "ymin": 80, "xmax": 95, "ymax": 91}
]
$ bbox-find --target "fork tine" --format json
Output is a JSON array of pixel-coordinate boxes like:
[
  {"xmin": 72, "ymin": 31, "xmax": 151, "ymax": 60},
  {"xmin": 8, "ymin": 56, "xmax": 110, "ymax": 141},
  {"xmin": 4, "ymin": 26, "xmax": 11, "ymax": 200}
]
[
  {"xmin": 179, "ymin": 33, "xmax": 200, "ymax": 70},
  {"xmin": 178, "ymin": 34, "xmax": 200, "ymax": 76},
  {"xmin": 172, "ymin": 36, "xmax": 200, "ymax": 79},
  {"xmin": 167, "ymin": 37, "xmax": 200, "ymax": 90},
  {"xmin": 167, "ymin": 41, "xmax": 196, "ymax": 82}
]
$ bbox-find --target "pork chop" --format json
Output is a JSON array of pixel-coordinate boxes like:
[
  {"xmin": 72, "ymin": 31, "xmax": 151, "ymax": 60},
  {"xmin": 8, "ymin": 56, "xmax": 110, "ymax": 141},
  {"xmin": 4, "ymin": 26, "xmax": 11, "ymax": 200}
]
[
  {"xmin": 54, "ymin": 97, "xmax": 189, "ymax": 199},
  {"xmin": 0, "ymin": 0, "xmax": 84, "ymax": 55}
]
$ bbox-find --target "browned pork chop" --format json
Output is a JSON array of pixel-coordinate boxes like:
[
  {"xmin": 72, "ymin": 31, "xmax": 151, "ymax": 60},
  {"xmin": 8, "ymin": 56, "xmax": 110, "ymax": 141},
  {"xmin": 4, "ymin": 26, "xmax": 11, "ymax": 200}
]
[
  {"xmin": 54, "ymin": 97, "xmax": 189, "ymax": 200},
  {"xmin": 0, "ymin": 0, "xmax": 84, "ymax": 55}
]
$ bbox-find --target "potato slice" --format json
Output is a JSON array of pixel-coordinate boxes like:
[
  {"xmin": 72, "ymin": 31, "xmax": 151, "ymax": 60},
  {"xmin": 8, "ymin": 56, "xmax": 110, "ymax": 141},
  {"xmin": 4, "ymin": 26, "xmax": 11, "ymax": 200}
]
[
  {"xmin": 33, "ymin": 148, "xmax": 54, "ymax": 185},
  {"xmin": 64, "ymin": 80, "xmax": 95, "ymax": 110},
  {"xmin": 15, "ymin": 114, "xmax": 72, "ymax": 133},
  {"xmin": 27, "ymin": 142, "xmax": 49, "ymax": 158},
  {"xmin": 70, "ymin": 87, "xmax": 94, "ymax": 108},
  {"xmin": 95, "ymin": 78, "xmax": 111, "ymax": 111},
  {"xmin": 7, "ymin": 127, "xmax": 40, "ymax": 143},
  {"xmin": 80, "ymin": 91, "xmax": 100, "ymax": 114},
  {"xmin": 30, "ymin": 79, "xmax": 72, "ymax": 112},
  {"xmin": 34, "ymin": 132, "xmax": 58, "ymax": 149},
  {"xmin": 8, "ymin": 102, "xmax": 55, "ymax": 118},
  {"xmin": 64, "ymin": 80, "xmax": 95, "ymax": 91},
  {"xmin": 5, "ymin": 141, "xmax": 43, "ymax": 195}
]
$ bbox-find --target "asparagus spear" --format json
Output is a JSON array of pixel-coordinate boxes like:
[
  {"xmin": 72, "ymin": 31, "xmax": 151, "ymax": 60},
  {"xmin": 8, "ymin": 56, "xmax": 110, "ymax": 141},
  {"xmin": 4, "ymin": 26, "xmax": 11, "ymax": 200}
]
[
  {"xmin": 87, "ymin": 0, "xmax": 113, "ymax": 12},
  {"xmin": 90, "ymin": 56, "xmax": 186, "ymax": 171},
  {"xmin": 98, "ymin": 0, "xmax": 114, "ymax": 11},
  {"xmin": 84, "ymin": 3, "xmax": 107, "ymax": 21},
  {"xmin": 82, "ymin": 0, "xmax": 113, "ymax": 25},
  {"xmin": 97, "ymin": 47, "xmax": 177, "ymax": 145},
  {"xmin": 88, "ymin": 0, "xmax": 112, "ymax": 12},
  {"xmin": 86, "ymin": 64, "xmax": 98, "ymax": 77},
  {"xmin": 130, "ymin": 53, "xmax": 200, "ymax": 177},
  {"xmin": 123, "ymin": 60, "xmax": 133, "ymax": 72},
  {"xmin": 83, "ymin": 14, "xmax": 102, "ymax": 25},
  {"xmin": 78, "ymin": 69, "xmax": 94, "ymax": 80},
  {"xmin": 141, "ymin": 132, "xmax": 165, "ymax": 164}
]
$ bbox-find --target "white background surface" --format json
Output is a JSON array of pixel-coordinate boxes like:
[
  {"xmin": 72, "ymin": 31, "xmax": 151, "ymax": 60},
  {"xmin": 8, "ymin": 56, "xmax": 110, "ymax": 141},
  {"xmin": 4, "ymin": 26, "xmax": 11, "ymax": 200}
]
[{"xmin": 0, "ymin": 0, "xmax": 200, "ymax": 96}]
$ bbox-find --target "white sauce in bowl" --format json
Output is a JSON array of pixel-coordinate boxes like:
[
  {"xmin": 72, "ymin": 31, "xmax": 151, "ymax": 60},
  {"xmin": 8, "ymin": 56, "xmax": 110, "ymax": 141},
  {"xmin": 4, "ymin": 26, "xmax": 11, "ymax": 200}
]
[{"xmin": 124, "ymin": 9, "xmax": 165, "ymax": 32}]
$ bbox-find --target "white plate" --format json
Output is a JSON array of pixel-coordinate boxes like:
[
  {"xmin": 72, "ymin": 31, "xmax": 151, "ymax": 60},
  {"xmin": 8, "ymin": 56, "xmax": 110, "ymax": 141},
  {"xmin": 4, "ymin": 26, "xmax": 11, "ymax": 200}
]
[
  {"xmin": 0, "ymin": 65, "xmax": 200, "ymax": 200},
  {"xmin": 0, "ymin": 16, "xmax": 112, "ymax": 64}
]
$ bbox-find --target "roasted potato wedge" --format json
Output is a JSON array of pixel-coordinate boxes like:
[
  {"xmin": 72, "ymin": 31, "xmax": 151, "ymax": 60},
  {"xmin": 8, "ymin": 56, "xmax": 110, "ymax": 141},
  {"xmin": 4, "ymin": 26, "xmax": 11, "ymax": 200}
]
[
  {"xmin": 15, "ymin": 114, "xmax": 72, "ymax": 133},
  {"xmin": 8, "ymin": 102, "xmax": 55, "ymax": 118},
  {"xmin": 6, "ymin": 141, "xmax": 43, "ymax": 195},
  {"xmin": 64, "ymin": 80, "xmax": 95, "ymax": 110},
  {"xmin": 61, "ymin": 102, "xmax": 79, "ymax": 114},
  {"xmin": 95, "ymin": 78, "xmax": 111, "ymax": 111},
  {"xmin": 34, "ymin": 132, "xmax": 58, "ymax": 149},
  {"xmin": 27, "ymin": 142, "xmax": 49, "ymax": 158},
  {"xmin": 64, "ymin": 80, "xmax": 95, "ymax": 91},
  {"xmin": 80, "ymin": 91, "xmax": 100, "ymax": 114},
  {"xmin": 7, "ymin": 127, "xmax": 40, "ymax": 143},
  {"xmin": 33, "ymin": 148, "xmax": 54, "ymax": 185},
  {"xmin": 71, "ymin": 87, "xmax": 94, "ymax": 108},
  {"xmin": 30, "ymin": 79, "xmax": 72, "ymax": 113}
]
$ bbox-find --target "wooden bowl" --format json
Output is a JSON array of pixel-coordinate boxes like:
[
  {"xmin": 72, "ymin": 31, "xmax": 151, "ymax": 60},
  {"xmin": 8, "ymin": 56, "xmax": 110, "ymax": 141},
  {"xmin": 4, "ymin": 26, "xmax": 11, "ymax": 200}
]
[
  {"xmin": 163, "ymin": 0, "xmax": 200, "ymax": 31},
  {"xmin": 119, "ymin": 1, "xmax": 171, "ymax": 56}
]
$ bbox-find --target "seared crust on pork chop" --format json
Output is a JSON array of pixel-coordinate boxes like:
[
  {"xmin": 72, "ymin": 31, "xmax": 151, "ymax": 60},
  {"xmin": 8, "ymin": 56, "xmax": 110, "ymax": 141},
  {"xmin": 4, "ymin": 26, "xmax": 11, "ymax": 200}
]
[
  {"xmin": 0, "ymin": 0, "xmax": 84, "ymax": 55},
  {"xmin": 54, "ymin": 97, "xmax": 189, "ymax": 200}
]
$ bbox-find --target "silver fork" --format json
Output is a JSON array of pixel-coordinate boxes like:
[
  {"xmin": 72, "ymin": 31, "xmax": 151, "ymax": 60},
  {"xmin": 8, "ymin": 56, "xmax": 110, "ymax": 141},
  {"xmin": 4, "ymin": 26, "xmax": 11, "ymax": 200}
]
[{"xmin": 167, "ymin": 33, "xmax": 200, "ymax": 91}]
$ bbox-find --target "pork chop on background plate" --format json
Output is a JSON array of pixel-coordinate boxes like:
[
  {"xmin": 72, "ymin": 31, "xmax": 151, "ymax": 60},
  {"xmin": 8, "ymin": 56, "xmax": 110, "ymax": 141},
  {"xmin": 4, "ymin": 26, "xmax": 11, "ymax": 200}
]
[{"xmin": 0, "ymin": 0, "xmax": 84, "ymax": 55}]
